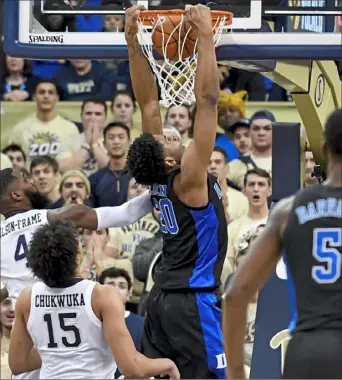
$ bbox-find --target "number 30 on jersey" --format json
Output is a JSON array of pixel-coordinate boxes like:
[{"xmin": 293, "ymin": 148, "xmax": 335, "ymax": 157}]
[
  {"xmin": 312, "ymin": 228, "xmax": 342, "ymax": 284},
  {"xmin": 153, "ymin": 198, "xmax": 179, "ymax": 234}
]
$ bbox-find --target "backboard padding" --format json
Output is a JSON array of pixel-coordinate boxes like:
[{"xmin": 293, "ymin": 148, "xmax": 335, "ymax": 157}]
[{"xmin": 3, "ymin": 0, "xmax": 342, "ymax": 60}]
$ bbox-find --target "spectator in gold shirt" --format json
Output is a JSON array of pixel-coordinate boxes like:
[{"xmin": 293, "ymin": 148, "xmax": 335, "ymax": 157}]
[
  {"xmin": 226, "ymin": 168, "xmax": 271, "ymax": 271},
  {"xmin": 9, "ymin": 80, "xmax": 81, "ymax": 172}
]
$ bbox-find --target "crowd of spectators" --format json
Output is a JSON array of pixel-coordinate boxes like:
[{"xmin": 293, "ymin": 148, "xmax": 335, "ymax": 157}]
[
  {"xmin": 0, "ymin": 77, "xmax": 320, "ymax": 377},
  {"xmin": 1, "ymin": 0, "xmax": 338, "ymax": 378}
]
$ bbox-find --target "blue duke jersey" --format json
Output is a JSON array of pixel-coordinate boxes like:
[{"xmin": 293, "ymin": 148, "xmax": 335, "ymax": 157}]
[
  {"xmin": 149, "ymin": 169, "xmax": 228, "ymax": 290},
  {"xmin": 1, "ymin": 209, "xmax": 48, "ymax": 306},
  {"xmin": 283, "ymin": 184, "xmax": 342, "ymax": 333}
]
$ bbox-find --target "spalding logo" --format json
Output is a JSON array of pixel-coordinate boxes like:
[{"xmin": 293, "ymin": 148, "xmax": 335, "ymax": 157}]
[{"xmin": 29, "ymin": 35, "xmax": 64, "ymax": 43}]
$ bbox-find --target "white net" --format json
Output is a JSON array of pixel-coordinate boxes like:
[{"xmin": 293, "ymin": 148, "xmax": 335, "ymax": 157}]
[{"xmin": 137, "ymin": 13, "xmax": 229, "ymax": 107}]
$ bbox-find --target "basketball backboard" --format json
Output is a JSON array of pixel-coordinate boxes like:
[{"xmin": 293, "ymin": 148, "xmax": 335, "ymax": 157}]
[{"xmin": 3, "ymin": 0, "xmax": 342, "ymax": 60}]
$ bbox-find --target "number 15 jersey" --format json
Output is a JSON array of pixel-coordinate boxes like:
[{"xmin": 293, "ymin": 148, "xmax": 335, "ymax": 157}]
[
  {"xmin": 1, "ymin": 209, "xmax": 48, "ymax": 305},
  {"xmin": 28, "ymin": 279, "xmax": 117, "ymax": 379}
]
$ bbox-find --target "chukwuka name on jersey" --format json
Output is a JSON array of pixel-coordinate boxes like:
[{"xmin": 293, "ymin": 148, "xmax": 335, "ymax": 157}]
[
  {"xmin": 295, "ymin": 198, "xmax": 342, "ymax": 225},
  {"xmin": 1, "ymin": 213, "xmax": 43, "ymax": 238},
  {"xmin": 35, "ymin": 293, "xmax": 85, "ymax": 308}
]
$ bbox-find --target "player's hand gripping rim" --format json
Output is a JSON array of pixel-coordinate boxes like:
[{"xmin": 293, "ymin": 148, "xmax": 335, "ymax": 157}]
[
  {"xmin": 125, "ymin": 5, "xmax": 146, "ymax": 43},
  {"xmin": 184, "ymin": 4, "xmax": 213, "ymax": 37}
]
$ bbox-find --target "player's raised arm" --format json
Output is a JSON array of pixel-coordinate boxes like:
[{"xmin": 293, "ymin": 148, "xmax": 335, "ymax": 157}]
[
  {"xmin": 125, "ymin": 6, "xmax": 163, "ymax": 135},
  {"xmin": 9, "ymin": 288, "xmax": 42, "ymax": 375},
  {"xmin": 179, "ymin": 5, "xmax": 220, "ymax": 190},
  {"xmin": 47, "ymin": 190, "xmax": 152, "ymax": 229},
  {"xmin": 94, "ymin": 284, "xmax": 180, "ymax": 379},
  {"xmin": 222, "ymin": 197, "xmax": 293, "ymax": 380}
]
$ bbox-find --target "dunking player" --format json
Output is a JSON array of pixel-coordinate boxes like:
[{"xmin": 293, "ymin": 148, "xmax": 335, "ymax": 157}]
[
  {"xmin": 8, "ymin": 220, "xmax": 179, "ymax": 379},
  {"xmin": 125, "ymin": 4, "xmax": 227, "ymax": 378},
  {"xmin": 223, "ymin": 108, "xmax": 342, "ymax": 380},
  {"xmin": 0, "ymin": 167, "xmax": 153, "ymax": 378}
]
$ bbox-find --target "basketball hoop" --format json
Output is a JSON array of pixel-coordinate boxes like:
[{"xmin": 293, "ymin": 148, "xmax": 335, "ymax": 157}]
[{"xmin": 137, "ymin": 9, "xmax": 233, "ymax": 107}]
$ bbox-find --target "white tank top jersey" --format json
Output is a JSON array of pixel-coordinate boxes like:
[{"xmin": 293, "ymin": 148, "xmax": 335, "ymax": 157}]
[
  {"xmin": 27, "ymin": 279, "xmax": 117, "ymax": 379},
  {"xmin": 0, "ymin": 209, "xmax": 48, "ymax": 306}
]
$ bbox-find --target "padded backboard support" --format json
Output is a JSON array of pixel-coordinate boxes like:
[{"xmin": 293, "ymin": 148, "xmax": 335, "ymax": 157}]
[{"xmin": 3, "ymin": 0, "xmax": 342, "ymax": 59}]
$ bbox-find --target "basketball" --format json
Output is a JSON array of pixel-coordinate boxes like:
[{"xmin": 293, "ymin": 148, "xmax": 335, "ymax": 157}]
[{"xmin": 152, "ymin": 15, "xmax": 198, "ymax": 61}]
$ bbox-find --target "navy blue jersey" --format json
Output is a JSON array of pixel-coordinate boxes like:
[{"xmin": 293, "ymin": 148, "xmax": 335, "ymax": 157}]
[
  {"xmin": 283, "ymin": 184, "xmax": 342, "ymax": 334},
  {"xmin": 149, "ymin": 169, "xmax": 228, "ymax": 291}
]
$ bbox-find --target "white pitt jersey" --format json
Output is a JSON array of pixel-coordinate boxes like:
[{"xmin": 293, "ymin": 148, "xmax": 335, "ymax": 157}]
[
  {"xmin": 27, "ymin": 279, "xmax": 117, "ymax": 379},
  {"xmin": 1, "ymin": 209, "xmax": 48, "ymax": 304}
]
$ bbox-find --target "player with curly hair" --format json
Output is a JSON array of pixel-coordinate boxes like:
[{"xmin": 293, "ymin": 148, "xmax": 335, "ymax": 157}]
[
  {"xmin": 0, "ymin": 165, "xmax": 154, "ymax": 379},
  {"xmin": 125, "ymin": 4, "xmax": 227, "ymax": 378},
  {"xmin": 8, "ymin": 220, "xmax": 179, "ymax": 379}
]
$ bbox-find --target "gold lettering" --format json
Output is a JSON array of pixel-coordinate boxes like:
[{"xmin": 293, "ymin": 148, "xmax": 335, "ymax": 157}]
[{"xmin": 270, "ymin": 329, "xmax": 291, "ymax": 374}]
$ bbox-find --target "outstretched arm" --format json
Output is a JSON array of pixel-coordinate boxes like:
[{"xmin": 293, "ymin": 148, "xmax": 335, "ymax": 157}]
[
  {"xmin": 125, "ymin": 6, "xmax": 163, "ymax": 135},
  {"xmin": 179, "ymin": 6, "xmax": 220, "ymax": 194},
  {"xmin": 47, "ymin": 191, "xmax": 153, "ymax": 230},
  {"xmin": 222, "ymin": 197, "xmax": 293, "ymax": 380},
  {"xmin": 95, "ymin": 285, "xmax": 179, "ymax": 378}
]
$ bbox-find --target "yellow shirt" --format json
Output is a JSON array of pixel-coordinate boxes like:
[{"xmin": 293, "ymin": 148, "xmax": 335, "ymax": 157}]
[
  {"xmin": 1, "ymin": 336, "xmax": 11, "ymax": 379},
  {"xmin": 228, "ymin": 153, "xmax": 272, "ymax": 189},
  {"xmin": 10, "ymin": 114, "xmax": 81, "ymax": 163},
  {"xmin": 227, "ymin": 187, "xmax": 249, "ymax": 222},
  {"xmin": 0, "ymin": 153, "xmax": 12, "ymax": 170},
  {"xmin": 227, "ymin": 215, "xmax": 269, "ymax": 267},
  {"xmin": 98, "ymin": 258, "xmax": 134, "ymax": 283},
  {"xmin": 108, "ymin": 214, "xmax": 160, "ymax": 260}
]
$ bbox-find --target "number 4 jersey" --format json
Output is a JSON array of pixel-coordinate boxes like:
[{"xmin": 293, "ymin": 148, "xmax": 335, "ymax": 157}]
[
  {"xmin": 283, "ymin": 184, "xmax": 342, "ymax": 334},
  {"xmin": 1, "ymin": 209, "xmax": 48, "ymax": 306},
  {"xmin": 28, "ymin": 279, "xmax": 117, "ymax": 379}
]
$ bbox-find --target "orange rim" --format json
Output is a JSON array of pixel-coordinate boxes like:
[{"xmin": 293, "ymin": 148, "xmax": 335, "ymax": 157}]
[{"xmin": 138, "ymin": 9, "xmax": 233, "ymax": 27}]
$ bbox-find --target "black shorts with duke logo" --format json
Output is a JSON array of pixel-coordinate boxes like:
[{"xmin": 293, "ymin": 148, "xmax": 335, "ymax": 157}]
[{"xmin": 142, "ymin": 286, "xmax": 227, "ymax": 379}]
